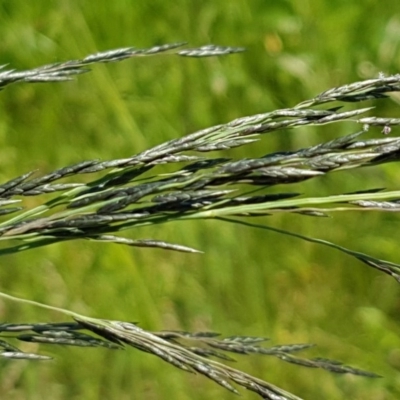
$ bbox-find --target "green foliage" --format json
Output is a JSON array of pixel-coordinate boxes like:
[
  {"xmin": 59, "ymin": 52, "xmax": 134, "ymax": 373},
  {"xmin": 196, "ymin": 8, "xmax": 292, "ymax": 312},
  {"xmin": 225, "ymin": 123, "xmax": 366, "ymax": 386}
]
[{"xmin": 0, "ymin": 1, "xmax": 400, "ymax": 399}]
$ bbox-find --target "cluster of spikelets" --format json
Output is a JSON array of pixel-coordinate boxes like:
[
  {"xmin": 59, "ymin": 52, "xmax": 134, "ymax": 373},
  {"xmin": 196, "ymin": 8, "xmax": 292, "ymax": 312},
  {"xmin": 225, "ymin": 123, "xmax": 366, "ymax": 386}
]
[{"xmin": 1, "ymin": 43, "xmax": 400, "ymax": 399}]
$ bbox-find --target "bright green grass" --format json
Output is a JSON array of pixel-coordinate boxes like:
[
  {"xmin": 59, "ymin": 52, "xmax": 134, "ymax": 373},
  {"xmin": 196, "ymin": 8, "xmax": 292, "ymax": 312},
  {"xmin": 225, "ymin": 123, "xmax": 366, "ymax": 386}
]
[{"xmin": 0, "ymin": 1, "xmax": 400, "ymax": 399}]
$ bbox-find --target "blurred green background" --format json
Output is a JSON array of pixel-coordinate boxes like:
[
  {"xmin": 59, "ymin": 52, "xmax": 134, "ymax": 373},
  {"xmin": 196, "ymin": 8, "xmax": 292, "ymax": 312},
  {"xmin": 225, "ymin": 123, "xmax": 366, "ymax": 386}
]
[{"xmin": 0, "ymin": 1, "xmax": 400, "ymax": 399}]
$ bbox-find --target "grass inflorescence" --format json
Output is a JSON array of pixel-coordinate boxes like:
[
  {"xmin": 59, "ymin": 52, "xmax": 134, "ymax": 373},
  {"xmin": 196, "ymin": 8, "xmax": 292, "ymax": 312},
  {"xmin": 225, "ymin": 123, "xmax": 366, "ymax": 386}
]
[{"xmin": 1, "ymin": 44, "xmax": 399, "ymax": 399}]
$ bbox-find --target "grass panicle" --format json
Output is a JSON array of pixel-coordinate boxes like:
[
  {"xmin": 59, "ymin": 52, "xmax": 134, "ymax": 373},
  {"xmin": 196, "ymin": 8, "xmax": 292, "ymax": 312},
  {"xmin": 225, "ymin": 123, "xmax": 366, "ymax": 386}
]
[
  {"xmin": 0, "ymin": 43, "xmax": 244, "ymax": 89},
  {"xmin": 0, "ymin": 44, "xmax": 397, "ymax": 399}
]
